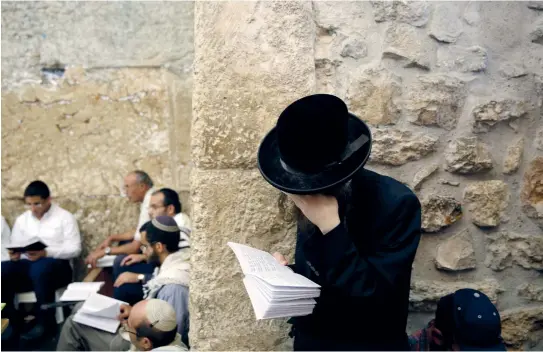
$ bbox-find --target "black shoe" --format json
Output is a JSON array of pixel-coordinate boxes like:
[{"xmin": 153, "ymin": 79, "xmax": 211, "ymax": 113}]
[{"xmin": 20, "ymin": 323, "xmax": 45, "ymax": 341}]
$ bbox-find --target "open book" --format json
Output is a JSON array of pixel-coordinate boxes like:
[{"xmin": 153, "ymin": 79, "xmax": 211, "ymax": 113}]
[
  {"xmin": 73, "ymin": 293, "xmax": 127, "ymax": 333},
  {"xmin": 6, "ymin": 236, "xmax": 47, "ymax": 252},
  {"xmin": 228, "ymin": 242, "xmax": 320, "ymax": 320},
  {"xmin": 59, "ymin": 282, "xmax": 105, "ymax": 302},
  {"xmin": 96, "ymin": 255, "xmax": 116, "ymax": 268}
]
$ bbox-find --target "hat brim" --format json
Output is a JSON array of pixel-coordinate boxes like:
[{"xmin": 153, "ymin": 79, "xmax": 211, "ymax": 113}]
[
  {"xmin": 458, "ymin": 342, "xmax": 508, "ymax": 351},
  {"xmin": 257, "ymin": 113, "xmax": 372, "ymax": 195}
]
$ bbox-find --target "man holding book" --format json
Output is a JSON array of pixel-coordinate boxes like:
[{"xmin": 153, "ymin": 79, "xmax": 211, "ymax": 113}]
[
  {"xmin": 258, "ymin": 94, "xmax": 422, "ymax": 350},
  {"xmin": 57, "ymin": 216, "xmax": 190, "ymax": 351},
  {"xmin": 1, "ymin": 180, "xmax": 82, "ymax": 341}
]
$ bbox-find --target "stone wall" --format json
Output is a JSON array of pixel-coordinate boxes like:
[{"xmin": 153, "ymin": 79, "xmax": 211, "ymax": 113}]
[
  {"xmin": 191, "ymin": 1, "xmax": 543, "ymax": 350},
  {"xmin": 1, "ymin": 2, "xmax": 194, "ymax": 272}
]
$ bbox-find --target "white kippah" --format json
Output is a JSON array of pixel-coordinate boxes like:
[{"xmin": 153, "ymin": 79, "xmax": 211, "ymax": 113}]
[{"xmin": 145, "ymin": 299, "xmax": 177, "ymax": 332}]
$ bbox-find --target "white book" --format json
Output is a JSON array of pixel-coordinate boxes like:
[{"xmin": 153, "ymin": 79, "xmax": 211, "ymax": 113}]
[
  {"xmin": 73, "ymin": 293, "xmax": 128, "ymax": 333},
  {"xmin": 59, "ymin": 282, "xmax": 105, "ymax": 302},
  {"xmin": 228, "ymin": 242, "xmax": 321, "ymax": 320},
  {"xmin": 96, "ymin": 255, "xmax": 117, "ymax": 268}
]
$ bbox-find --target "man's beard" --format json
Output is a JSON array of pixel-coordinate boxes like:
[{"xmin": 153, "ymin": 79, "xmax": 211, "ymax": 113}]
[
  {"xmin": 147, "ymin": 249, "xmax": 160, "ymax": 264},
  {"xmin": 295, "ymin": 180, "xmax": 353, "ymax": 233}
]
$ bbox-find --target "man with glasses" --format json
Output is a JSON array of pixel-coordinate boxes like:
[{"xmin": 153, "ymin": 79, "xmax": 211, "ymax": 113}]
[
  {"xmin": 1, "ymin": 180, "xmax": 81, "ymax": 341},
  {"xmin": 57, "ymin": 216, "xmax": 190, "ymax": 351}
]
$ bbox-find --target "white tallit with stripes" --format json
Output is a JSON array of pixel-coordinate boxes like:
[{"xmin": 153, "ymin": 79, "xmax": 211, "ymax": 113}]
[{"xmin": 143, "ymin": 247, "xmax": 190, "ymax": 299}]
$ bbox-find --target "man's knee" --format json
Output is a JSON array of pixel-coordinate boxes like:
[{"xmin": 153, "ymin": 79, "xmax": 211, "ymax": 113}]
[
  {"xmin": 28, "ymin": 257, "xmax": 57, "ymax": 282},
  {"xmin": 113, "ymin": 254, "xmax": 127, "ymax": 277}
]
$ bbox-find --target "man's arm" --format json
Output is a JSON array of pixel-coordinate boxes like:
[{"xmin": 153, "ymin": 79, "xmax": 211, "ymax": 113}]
[
  {"xmin": 307, "ymin": 194, "xmax": 422, "ymax": 297},
  {"xmin": 108, "ymin": 230, "xmax": 136, "ymax": 242},
  {"xmin": 46, "ymin": 213, "xmax": 82, "ymax": 259},
  {"xmin": 109, "ymin": 240, "xmax": 140, "ymax": 255}
]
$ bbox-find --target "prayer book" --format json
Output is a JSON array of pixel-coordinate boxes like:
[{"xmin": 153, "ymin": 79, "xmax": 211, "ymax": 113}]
[
  {"xmin": 59, "ymin": 282, "xmax": 105, "ymax": 302},
  {"xmin": 227, "ymin": 242, "xmax": 320, "ymax": 320},
  {"xmin": 6, "ymin": 237, "xmax": 47, "ymax": 252},
  {"xmin": 96, "ymin": 255, "xmax": 116, "ymax": 268},
  {"xmin": 72, "ymin": 293, "xmax": 128, "ymax": 333}
]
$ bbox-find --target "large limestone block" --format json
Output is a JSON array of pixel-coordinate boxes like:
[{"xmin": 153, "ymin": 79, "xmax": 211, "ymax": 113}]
[
  {"xmin": 404, "ymin": 75, "xmax": 467, "ymax": 130},
  {"xmin": 189, "ymin": 169, "xmax": 296, "ymax": 350},
  {"xmin": 521, "ymin": 157, "xmax": 543, "ymax": 229},
  {"xmin": 1, "ymin": 68, "xmax": 178, "ymax": 198},
  {"xmin": 370, "ymin": 128, "xmax": 438, "ymax": 166},
  {"xmin": 410, "ymin": 279, "xmax": 502, "ymax": 312},
  {"xmin": 421, "ymin": 195, "xmax": 462, "ymax": 233},
  {"xmin": 345, "ymin": 68, "xmax": 402, "ymax": 126},
  {"xmin": 428, "ymin": 3, "xmax": 463, "ymax": 43},
  {"xmin": 444, "ymin": 137, "xmax": 493, "ymax": 174},
  {"xmin": 472, "ymin": 99, "xmax": 531, "ymax": 133},
  {"xmin": 370, "ymin": 1, "xmax": 430, "ymax": 27},
  {"xmin": 485, "ymin": 231, "xmax": 543, "ymax": 271},
  {"xmin": 501, "ymin": 306, "xmax": 543, "ymax": 350},
  {"xmin": 383, "ymin": 23, "xmax": 432, "ymax": 70},
  {"xmin": 463, "ymin": 181, "xmax": 509, "ymax": 228},
  {"xmin": 192, "ymin": 1, "xmax": 315, "ymax": 170},
  {"xmin": 435, "ymin": 229, "xmax": 476, "ymax": 271}
]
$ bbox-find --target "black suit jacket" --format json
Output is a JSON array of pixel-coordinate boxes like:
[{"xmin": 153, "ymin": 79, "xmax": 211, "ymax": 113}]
[{"xmin": 290, "ymin": 169, "xmax": 422, "ymax": 350}]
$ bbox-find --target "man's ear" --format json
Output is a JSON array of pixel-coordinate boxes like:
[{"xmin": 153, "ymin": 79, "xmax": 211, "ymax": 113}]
[
  {"xmin": 166, "ymin": 204, "xmax": 175, "ymax": 216},
  {"xmin": 141, "ymin": 337, "xmax": 153, "ymax": 350},
  {"xmin": 156, "ymin": 242, "xmax": 165, "ymax": 254}
]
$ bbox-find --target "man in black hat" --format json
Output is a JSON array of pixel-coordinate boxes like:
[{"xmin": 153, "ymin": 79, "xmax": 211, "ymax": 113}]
[
  {"xmin": 258, "ymin": 94, "xmax": 422, "ymax": 350},
  {"xmin": 409, "ymin": 288, "xmax": 507, "ymax": 351}
]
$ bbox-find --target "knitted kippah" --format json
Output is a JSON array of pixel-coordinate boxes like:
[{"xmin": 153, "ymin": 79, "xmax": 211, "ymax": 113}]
[
  {"xmin": 152, "ymin": 216, "xmax": 180, "ymax": 233},
  {"xmin": 145, "ymin": 299, "xmax": 177, "ymax": 332}
]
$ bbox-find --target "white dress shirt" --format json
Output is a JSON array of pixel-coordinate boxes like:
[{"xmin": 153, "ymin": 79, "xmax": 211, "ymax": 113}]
[
  {"xmin": 11, "ymin": 203, "xmax": 82, "ymax": 260},
  {"xmin": 174, "ymin": 212, "xmax": 192, "ymax": 248},
  {"xmin": 133, "ymin": 188, "xmax": 154, "ymax": 242},
  {"xmin": 1, "ymin": 216, "xmax": 11, "ymax": 261}
]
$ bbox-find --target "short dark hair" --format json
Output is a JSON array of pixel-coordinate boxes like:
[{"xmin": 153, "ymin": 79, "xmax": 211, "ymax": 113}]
[
  {"xmin": 132, "ymin": 170, "xmax": 154, "ymax": 188},
  {"xmin": 155, "ymin": 188, "xmax": 182, "ymax": 214},
  {"xmin": 140, "ymin": 221, "xmax": 150, "ymax": 233},
  {"xmin": 136, "ymin": 323, "xmax": 177, "ymax": 349},
  {"xmin": 146, "ymin": 223, "xmax": 180, "ymax": 253},
  {"xmin": 24, "ymin": 180, "xmax": 50, "ymax": 199}
]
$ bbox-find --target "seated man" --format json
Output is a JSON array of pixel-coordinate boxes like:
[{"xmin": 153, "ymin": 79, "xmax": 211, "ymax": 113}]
[
  {"xmin": 57, "ymin": 216, "xmax": 190, "ymax": 351},
  {"xmin": 124, "ymin": 298, "xmax": 188, "ymax": 351},
  {"xmin": 409, "ymin": 289, "xmax": 507, "ymax": 351},
  {"xmin": 1, "ymin": 180, "xmax": 81, "ymax": 340},
  {"xmin": 114, "ymin": 188, "xmax": 192, "ymax": 303},
  {"xmin": 85, "ymin": 170, "xmax": 154, "ymax": 268}
]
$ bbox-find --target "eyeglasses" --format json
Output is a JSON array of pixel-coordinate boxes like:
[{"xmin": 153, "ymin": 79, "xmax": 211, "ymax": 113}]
[
  {"xmin": 121, "ymin": 320, "xmax": 160, "ymax": 338},
  {"xmin": 140, "ymin": 242, "xmax": 157, "ymax": 253}
]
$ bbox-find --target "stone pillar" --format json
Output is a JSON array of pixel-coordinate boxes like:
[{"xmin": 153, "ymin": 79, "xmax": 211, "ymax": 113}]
[{"xmin": 190, "ymin": 2, "xmax": 315, "ymax": 350}]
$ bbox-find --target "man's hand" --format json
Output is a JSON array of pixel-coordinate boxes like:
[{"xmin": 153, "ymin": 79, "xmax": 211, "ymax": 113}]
[
  {"xmin": 85, "ymin": 249, "xmax": 105, "ymax": 268},
  {"xmin": 288, "ymin": 194, "xmax": 341, "ymax": 234},
  {"xmin": 118, "ymin": 304, "xmax": 132, "ymax": 321},
  {"xmin": 8, "ymin": 249, "xmax": 21, "ymax": 261},
  {"xmin": 97, "ymin": 237, "xmax": 112, "ymax": 250},
  {"xmin": 272, "ymin": 252, "xmax": 288, "ymax": 266},
  {"xmin": 121, "ymin": 254, "xmax": 146, "ymax": 267},
  {"xmin": 26, "ymin": 249, "xmax": 47, "ymax": 261},
  {"xmin": 114, "ymin": 272, "xmax": 139, "ymax": 288}
]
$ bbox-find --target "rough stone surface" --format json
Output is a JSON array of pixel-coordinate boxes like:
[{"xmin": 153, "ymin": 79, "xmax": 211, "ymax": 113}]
[
  {"xmin": 518, "ymin": 284, "xmax": 543, "ymax": 302},
  {"xmin": 503, "ymin": 137, "xmax": 524, "ymax": 174},
  {"xmin": 535, "ymin": 128, "xmax": 543, "ymax": 151},
  {"xmin": 345, "ymin": 68, "xmax": 402, "ymax": 126},
  {"xmin": 530, "ymin": 17, "xmax": 543, "ymax": 44},
  {"xmin": 485, "ymin": 231, "xmax": 543, "ymax": 271},
  {"xmin": 501, "ymin": 306, "xmax": 543, "ymax": 350},
  {"xmin": 436, "ymin": 45, "xmax": 487, "ymax": 72},
  {"xmin": 499, "ymin": 62, "xmax": 529, "ymax": 78},
  {"xmin": 421, "ymin": 195, "xmax": 463, "ymax": 233},
  {"xmin": 383, "ymin": 23, "xmax": 432, "ymax": 69},
  {"xmin": 439, "ymin": 179, "xmax": 460, "ymax": 187},
  {"xmin": 435, "ymin": 229, "xmax": 476, "ymax": 271},
  {"xmin": 370, "ymin": 128, "xmax": 438, "ymax": 166},
  {"xmin": 429, "ymin": 3, "xmax": 463, "ymax": 43},
  {"xmin": 444, "ymin": 137, "xmax": 493, "ymax": 174},
  {"xmin": 528, "ymin": 1, "xmax": 543, "ymax": 10},
  {"xmin": 464, "ymin": 181, "xmax": 509, "ymax": 227},
  {"xmin": 472, "ymin": 99, "xmax": 532, "ymax": 133},
  {"xmin": 370, "ymin": 1, "xmax": 430, "ymax": 27},
  {"xmin": 340, "ymin": 38, "xmax": 367, "ymax": 59},
  {"xmin": 521, "ymin": 157, "xmax": 543, "ymax": 229},
  {"xmin": 410, "ymin": 279, "xmax": 502, "ymax": 312},
  {"xmin": 411, "ymin": 163, "xmax": 439, "ymax": 191},
  {"xmin": 404, "ymin": 75, "xmax": 466, "ymax": 130},
  {"xmin": 463, "ymin": 2, "xmax": 481, "ymax": 26}
]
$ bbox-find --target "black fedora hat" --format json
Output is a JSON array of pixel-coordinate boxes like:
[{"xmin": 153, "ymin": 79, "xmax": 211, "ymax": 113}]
[{"xmin": 257, "ymin": 94, "xmax": 372, "ymax": 195}]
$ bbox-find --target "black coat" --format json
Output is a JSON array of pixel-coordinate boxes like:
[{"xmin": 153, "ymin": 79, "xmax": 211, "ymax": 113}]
[{"xmin": 289, "ymin": 169, "xmax": 422, "ymax": 351}]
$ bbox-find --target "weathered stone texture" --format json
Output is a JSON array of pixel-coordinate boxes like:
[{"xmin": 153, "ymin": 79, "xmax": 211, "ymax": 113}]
[
  {"xmin": 410, "ymin": 279, "xmax": 502, "ymax": 312},
  {"xmin": 503, "ymin": 137, "xmax": 524, "ymax": 174},
  {"xmin": 435, "ymin": 229, "xmax": 476, "ymax": 271},
  {"xmin": 370, "ymin": 128, "xmax": 438, "ymax": 166},
  {"xmin": 472, "ymin": 99, "xmax": 531, "ymax": 133},
  {"xmin": 429, "ymin": 3, "xmax": 463, "ymax": 43},
  {"xmin": 501, "ymin": 306, "xmax": 543, "ymax": 350},
  {"xmin": 411, "ymin": 163, "xmax": 439, "ymax": 191},
  {"xmin": 436, "ymin": 45, "xmax": 487, "ymax": 73},
  {"xmin": 404, "ymin": 75, "xmax": 466, "ymax": 130},
  {"xmin": 528, "ymin": 2, "xmax": 543, "ymax": 10},
  {"xmin": 530, "ymin": 17, "xmax": 543, "ymax": 44},
  {"xmin": 485, "ymin": 232, "xmax": 543, "ymax": 271},
  {"xmin": 463, "ymin": 181, "xmax": 509, "ymax": 228},
  {"xmin": 421, "ymin": 195, "xmax": 463, "ymax": 233},
  {"xmin": 370, "ymin": 1, "xmax": 430, "ymax": 27},
  {"xmin": 518, "ymin": 283, "xmax": 543, "ymax": 302},
  {"xmin": 521, "ymin": 157, "xmax": 543, "ymax": 229},
  {"xmin": 345, "ymin": 68, "xmax": 402, "ymax": 126},
  {"xmin": 383, "ymin": 23, "xmax": 432, "ymax": 69},
  {"xmin": 444, "ymin": 137, "xmax": 493, "ymax": 174}
]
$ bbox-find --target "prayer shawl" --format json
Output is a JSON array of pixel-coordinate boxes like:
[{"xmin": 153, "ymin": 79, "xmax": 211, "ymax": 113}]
[{"xmin": 143, "ymin": 248, "xmax": 190, "ymax": 299}]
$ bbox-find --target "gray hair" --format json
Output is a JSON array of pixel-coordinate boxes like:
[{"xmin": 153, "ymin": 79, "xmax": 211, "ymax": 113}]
[{"xmin": 132, "ymin": 170, "xmax": 154, "ymax": 188}]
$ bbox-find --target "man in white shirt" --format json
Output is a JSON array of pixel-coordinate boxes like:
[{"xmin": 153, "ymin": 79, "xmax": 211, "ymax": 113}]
[
  {"xmin": 112, "ymin": 188, "xmax": 191, "ymax": 304},
  {"xmin": 85, "ymin": 170, "xmax": 154, "ymax": 268},
  {"xmin": 1, "ymin": 181, "xmax": 81, "ymax": 341}
]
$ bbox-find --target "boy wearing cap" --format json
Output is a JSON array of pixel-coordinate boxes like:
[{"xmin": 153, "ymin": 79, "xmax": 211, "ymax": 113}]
[
  {"xmin": 260, "ymin": 94, "xmax": 422, "ymax": 350},
  {"xmin": 409, "ymin": 289, "xmax": 507, "ymax": 351}
]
